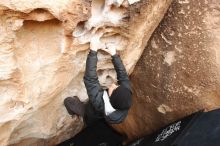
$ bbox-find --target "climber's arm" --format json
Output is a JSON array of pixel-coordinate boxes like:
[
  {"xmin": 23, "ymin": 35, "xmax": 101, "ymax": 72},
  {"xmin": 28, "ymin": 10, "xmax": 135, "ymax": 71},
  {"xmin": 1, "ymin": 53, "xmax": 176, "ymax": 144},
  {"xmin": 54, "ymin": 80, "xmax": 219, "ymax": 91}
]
[
  {"xmin": 83, "ymin": 30, "xmax": 107, "ymax": 112},
  {"xmin": 83, "ymin": 50, "xmax": 104, "ymax": 112},
  {"xmin": 101, "ymin": 47, "xmax": 132, "ymax": 91},
  {"xmin": 111, "ymin": 54, "xmax": 131, "ymax": 91}
]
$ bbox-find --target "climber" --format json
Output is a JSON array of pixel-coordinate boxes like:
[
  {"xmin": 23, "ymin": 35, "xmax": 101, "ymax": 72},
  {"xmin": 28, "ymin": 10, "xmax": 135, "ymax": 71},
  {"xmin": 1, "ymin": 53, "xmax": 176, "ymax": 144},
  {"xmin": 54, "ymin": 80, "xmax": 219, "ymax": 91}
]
[{"xmin": 64, "ymin": 40, "xmax": 132, "ymax": 126}]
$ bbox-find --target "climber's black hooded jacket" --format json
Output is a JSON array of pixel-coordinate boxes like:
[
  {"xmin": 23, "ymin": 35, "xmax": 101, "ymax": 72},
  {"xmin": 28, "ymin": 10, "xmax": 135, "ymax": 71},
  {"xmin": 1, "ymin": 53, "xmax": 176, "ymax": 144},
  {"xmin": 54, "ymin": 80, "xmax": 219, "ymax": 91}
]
[{"xmin": 83, "ymin": 50, "xmax": 132, "ymax": 126}]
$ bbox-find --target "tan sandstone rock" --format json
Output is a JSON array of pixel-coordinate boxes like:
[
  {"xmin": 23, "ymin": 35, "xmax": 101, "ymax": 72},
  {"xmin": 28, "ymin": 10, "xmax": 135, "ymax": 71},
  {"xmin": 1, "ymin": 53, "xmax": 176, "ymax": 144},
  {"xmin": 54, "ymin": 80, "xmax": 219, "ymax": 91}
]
[
  {"xmin": 113, "ymin": 0, "xmax": 220, "ymax": 142},
  {"xmin": 0, "ymin": 0, "xmax": 172, "ymax": 145}
]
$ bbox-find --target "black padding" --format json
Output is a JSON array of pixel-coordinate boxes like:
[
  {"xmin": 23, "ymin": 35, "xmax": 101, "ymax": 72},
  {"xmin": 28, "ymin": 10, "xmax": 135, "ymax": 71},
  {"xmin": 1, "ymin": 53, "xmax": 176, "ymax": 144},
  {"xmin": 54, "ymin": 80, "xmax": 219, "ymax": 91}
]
[
  {"xmin": 127, "ymin": 109, "xmax": 220, "ymax": 146},
  {"xmin": 57, "ymin": 120, "xmax": 124, "ymax": 146},
  {"xmin": 174, "ymin": 108, "xmax": 220, "ymax": 146},
  {"xmin": 127, "ymin": 110, "xmax": 203, "ymax": 146}
]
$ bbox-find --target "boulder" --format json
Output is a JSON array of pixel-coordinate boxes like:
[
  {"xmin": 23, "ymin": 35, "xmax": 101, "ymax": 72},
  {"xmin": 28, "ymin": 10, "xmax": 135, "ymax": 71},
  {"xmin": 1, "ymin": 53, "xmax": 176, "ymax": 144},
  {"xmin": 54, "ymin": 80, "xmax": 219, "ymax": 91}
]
[
  {"xmin": 0, "ymin": 0, "xmax": 172, "ymax": 145},
  {"xmin": 113, "ymin": 0, "xmax": 220, "ymax": 142}
]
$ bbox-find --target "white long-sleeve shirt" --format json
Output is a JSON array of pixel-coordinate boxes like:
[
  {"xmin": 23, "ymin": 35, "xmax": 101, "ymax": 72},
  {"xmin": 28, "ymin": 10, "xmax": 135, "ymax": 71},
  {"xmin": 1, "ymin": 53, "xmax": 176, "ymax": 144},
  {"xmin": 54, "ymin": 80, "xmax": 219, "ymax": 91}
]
[{"xmin": 103, "ymin": 90, "xmax": 116, "ymax": 115}]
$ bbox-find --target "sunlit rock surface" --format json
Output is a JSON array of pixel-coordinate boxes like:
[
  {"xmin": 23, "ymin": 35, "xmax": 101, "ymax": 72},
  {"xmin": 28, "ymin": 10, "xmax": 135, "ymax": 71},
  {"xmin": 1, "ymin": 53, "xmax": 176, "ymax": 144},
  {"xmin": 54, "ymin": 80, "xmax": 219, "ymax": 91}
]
[
  {"xmin": 0, "ymin": 0, "xmax": 172, "ymax": 145},
  {"xmin": 112, "ymin": 0, "xmax": 220, "ymax": 142}
]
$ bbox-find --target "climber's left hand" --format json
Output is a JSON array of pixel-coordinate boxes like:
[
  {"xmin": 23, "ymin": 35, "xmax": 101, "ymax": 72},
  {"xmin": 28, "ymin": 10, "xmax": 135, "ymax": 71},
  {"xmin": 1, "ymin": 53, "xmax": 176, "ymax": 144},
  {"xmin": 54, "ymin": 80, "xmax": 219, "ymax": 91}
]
[{"xmin": 90, "ymin": 30, "xmax": 105, "ymax": 52}]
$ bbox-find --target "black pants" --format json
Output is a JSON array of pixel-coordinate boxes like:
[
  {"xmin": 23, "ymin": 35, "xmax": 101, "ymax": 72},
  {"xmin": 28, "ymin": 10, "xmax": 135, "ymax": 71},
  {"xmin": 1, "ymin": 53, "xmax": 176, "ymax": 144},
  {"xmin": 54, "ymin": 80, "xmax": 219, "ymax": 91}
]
[{"xmin": 83, "ymin": 102, "xmax": 104, "ymax": 127}]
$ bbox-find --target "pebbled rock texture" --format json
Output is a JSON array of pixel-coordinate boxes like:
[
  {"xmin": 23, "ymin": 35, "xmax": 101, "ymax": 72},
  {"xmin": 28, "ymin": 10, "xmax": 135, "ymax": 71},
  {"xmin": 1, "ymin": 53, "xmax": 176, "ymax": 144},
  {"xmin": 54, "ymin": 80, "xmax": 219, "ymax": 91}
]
[{"xmin": 112, "ymin": 0, "xmax": 220, "ymax": 142}]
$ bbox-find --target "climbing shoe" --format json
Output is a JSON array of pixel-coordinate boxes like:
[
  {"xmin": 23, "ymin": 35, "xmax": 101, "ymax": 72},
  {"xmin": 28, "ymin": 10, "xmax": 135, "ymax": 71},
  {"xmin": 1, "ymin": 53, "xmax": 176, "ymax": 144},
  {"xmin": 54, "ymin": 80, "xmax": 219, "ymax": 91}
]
[{"xmin": 64, "ymin": 96, "xmax": 85, "ymax": 117}]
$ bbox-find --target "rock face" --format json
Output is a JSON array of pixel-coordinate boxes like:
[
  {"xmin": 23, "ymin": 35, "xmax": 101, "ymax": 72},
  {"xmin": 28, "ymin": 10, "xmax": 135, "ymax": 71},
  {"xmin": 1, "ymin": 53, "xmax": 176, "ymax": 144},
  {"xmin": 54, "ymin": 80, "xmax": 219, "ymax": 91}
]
[
  {"xmin": 0, "ymin": 0, "xmax": 172, "ymax": 145},
  {"xmin": 112, "ymin": 0, "xmax": 220, "ymax": 142}
]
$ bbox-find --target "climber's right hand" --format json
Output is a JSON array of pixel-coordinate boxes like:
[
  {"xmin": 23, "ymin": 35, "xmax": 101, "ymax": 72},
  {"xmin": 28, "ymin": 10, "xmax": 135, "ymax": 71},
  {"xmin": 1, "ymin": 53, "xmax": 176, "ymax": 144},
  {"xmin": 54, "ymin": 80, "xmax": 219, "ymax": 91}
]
[{"xmin": 101, "ymin": 46, "xmax": 117, "ymax": 56}]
